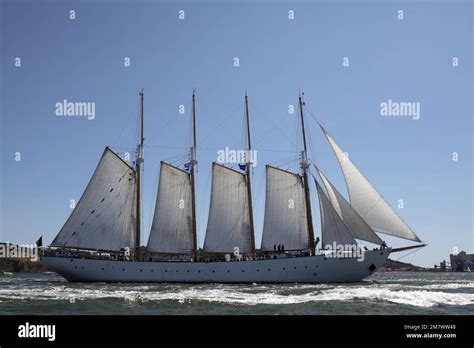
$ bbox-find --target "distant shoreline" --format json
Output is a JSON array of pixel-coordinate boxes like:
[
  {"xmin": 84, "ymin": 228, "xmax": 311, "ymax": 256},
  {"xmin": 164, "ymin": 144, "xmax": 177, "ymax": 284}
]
[
  {"xmin": 377, "ymin": 259, "xmax": 432, "ymax": 272},
  {"xmin": 0, "ymin": 258, "xmax": 48, "ymax": 273}
]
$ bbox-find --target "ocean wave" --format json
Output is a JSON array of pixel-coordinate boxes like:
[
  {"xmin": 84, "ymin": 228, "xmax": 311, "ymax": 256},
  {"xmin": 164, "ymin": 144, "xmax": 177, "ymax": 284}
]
[
  {"xmin": 380, "ymin": 282, "xmax": 474, "ymax": 290},
  {"xmin": 0, "ymin": 284, "xmax": 472, "ymax": 308},
  {"xmin": 316, "ymin": 287, "xmax": 474, "ymax": 307}
]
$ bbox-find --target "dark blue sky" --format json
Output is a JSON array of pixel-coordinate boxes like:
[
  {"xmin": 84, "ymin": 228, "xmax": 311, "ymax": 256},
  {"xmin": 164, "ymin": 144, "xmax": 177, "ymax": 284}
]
[{"xmin": 1, "ymin": 0, "xmax": 472, "ymax": 267}]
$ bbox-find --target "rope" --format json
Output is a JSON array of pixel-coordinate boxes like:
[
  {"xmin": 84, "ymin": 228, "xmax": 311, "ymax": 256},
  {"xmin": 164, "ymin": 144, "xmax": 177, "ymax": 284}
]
[
  {"xmin": 198, "ymin": 102, "xmax": 243, "ymax": 147},
  {"xmin": 394, "ymin": 246, "xmax": 423, "ymax": 261}
]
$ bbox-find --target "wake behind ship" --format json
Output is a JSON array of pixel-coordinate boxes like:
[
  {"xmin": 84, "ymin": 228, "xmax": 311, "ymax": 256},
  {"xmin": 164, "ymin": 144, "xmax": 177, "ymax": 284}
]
[{"xmin": 41, "ymin": 91, "xmax": 425, "ymax": 283}]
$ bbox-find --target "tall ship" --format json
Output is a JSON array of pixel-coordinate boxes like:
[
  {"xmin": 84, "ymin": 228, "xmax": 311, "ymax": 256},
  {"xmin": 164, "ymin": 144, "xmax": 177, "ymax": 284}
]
[{"xmin": 41, "ymin": 90, "xmax": 425, "ymax": 283}]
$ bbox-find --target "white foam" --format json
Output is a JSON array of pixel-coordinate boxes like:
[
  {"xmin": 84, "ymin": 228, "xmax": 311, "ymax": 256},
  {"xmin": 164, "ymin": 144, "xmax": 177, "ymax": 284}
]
[
  {"xmin": 0, "ymin": 284, "xmax": 473, "ymax": 308},
  {"xmin": 315, "ymin": 287, "xmax": 474, "ymax": 307}
]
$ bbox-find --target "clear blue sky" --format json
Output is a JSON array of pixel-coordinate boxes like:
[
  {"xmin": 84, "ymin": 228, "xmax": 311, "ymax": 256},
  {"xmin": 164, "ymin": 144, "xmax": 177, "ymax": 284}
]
[{"xmin": 1, "ymin": 0, "xmax": 472, "ymax": 267}]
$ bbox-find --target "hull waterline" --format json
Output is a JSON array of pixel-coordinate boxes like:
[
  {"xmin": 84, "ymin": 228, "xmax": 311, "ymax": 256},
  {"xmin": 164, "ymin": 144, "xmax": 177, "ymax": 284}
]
[{"xmin": 41, "ymin": 249, "xmax": 390, "ymax": 283}]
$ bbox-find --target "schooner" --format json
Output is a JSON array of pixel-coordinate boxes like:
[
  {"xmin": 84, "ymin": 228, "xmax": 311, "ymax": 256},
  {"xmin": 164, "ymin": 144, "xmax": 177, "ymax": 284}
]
[{"xmin": 41, "ymin": 91, "xmax": 425, "ymax": 283}]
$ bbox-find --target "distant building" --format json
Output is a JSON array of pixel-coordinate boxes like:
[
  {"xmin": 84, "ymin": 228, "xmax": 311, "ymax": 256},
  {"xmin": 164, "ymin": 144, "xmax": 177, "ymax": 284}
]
[{"xmin": 450, "ymin": 251, "xmax": 474, "ymax": 272}]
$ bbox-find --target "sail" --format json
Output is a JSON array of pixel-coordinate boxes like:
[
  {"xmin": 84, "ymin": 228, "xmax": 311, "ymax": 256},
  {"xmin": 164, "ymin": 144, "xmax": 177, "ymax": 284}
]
[
  {"xmin": 316, "ymin": 180, "xmax": 357, "ymax": 248},
  {"xmin": 261, "ymin": 165, "xmax": 309, "ymax": 251},
  {"xmin": 320, "ymin": 125, "xmax": 421, "ymax": 242},
  {"xmin": 317, "ymin": 168, "xmax": 383, "ymax": 245},
  {"xmin": 204, "ymin": 163, "xmax": 253, "ymax": 254},
  {"xmin": 147, "ymin": 162, "xmax": 193, "ymax": 254},
  {"xmin": 51, "ymin": 147, "xmax": 136, "ymax": 251}
]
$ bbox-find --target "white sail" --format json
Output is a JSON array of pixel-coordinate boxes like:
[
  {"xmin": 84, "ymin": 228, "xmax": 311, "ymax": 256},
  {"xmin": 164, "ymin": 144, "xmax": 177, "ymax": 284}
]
[
  {"xmin": 320, "ymin": 125, "xmax": 421, "ymax": 242},
  {"xmin": 147, "ymin": 162, "xmax": 193, "ymax": 254},
  {"xmin": 261, "ymin": 165, "xmax": 309, "ymax": 251},
  {"xmin": 204, "ymin": 163, "xmax": 252, "ymax": 254},
  {"xmin": 316, "ymin": 181, "xmax": 357, "ymax": 248},
  {"xmin": 51, "ymin": 147, "xmax": 136, "ymax": 251},
  {"xmin": 317, "ymin": 168, "xmax": 383, "ymax": 245}
]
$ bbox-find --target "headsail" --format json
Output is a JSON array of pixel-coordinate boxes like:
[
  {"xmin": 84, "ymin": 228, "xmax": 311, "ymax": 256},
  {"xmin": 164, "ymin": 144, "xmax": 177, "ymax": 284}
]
[
  {"xmin": 320, "ymin": 125, "xmax": 421, "ymax": 242},
  {"xmin": 261, "ymin": 165, "xmax": 309, "ymax": 251},
  {"xmin": 315, "ymin": 180, "xmax": 357, "ymax": 248},
  {"xmin": 204, "ymin": 162, "xmax": 253, "ymax": 254},
  {"xmin": 51, "ymin": 147, "xmax": 136, "ymax": 251},
  {"xmin": 147, "ymin": 162, "xmax": 193, "ymax": 254},
  {"xmin": 316, "ymin": 168, "xmax": 383, "ymax": 245}
]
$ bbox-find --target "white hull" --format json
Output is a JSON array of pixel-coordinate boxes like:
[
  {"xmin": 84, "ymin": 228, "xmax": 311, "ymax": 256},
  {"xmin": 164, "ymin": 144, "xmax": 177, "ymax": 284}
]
[{"xmin": 41, "ymin": 249, "xmax": 390, "ymax": 283}]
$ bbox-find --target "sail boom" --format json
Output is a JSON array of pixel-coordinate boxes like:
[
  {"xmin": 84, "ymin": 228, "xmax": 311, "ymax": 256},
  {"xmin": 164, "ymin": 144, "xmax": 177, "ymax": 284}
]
[{"xmin": 390, "ymin": 244, "xmax": 427, "ymax": 253}]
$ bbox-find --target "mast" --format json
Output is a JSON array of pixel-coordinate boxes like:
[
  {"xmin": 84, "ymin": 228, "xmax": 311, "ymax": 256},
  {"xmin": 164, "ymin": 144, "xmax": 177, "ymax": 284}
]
[
  {"xmin": 298, "ymin": 93, "xmax": 315, "ymax": 254},
  {"xmin": 190, "ymin": 90, "xmax": 198, "ymax": 260},
  {"xmin": 244, "ymin": 94, "xmax": 256, "ymax": 258},
  {"xmin": 135, "ymin": 89, "xmax": 144, "ymax": 260}
]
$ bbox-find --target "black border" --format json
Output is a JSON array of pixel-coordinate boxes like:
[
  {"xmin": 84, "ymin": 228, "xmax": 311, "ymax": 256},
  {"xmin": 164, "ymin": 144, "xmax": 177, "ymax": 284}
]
[{"xmin": 0, "ymin": 315, "xmax": 472, "ymax": 346}]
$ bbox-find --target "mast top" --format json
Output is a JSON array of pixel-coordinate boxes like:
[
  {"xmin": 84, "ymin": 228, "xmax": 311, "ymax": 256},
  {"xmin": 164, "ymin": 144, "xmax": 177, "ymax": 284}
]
[
  {"xmin": 298, "ymin": 92, "xmax": 309, "ymax": 160},
  {"xmin": 192, "ymin": 90, "xmax": 197, "ymax": 149},
  {"xmin": 244, "ymin": 93, "xmax": 251, "ymax": 151},
  {"xmin": 139, "ymin": 89, "xmax": 144, "ymax": 147}
]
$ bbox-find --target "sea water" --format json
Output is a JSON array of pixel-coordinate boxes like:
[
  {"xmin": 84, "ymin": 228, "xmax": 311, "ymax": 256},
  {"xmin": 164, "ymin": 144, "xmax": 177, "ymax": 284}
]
[{"xmin": 0, "ymin": 272, "xmax": 472, "ymax": 315}]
